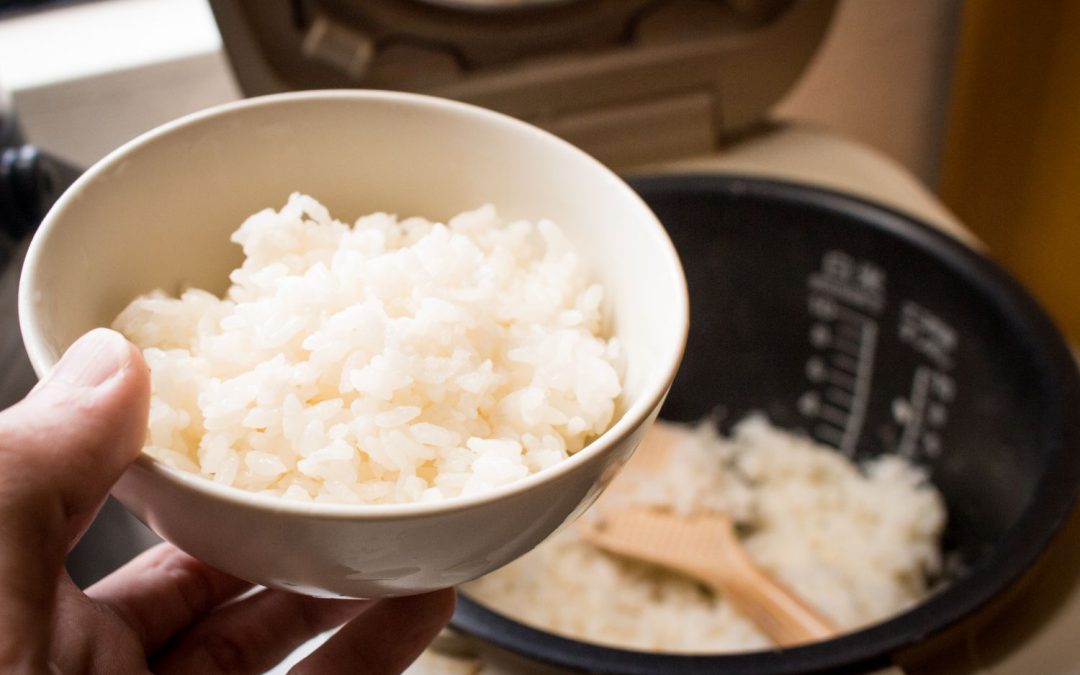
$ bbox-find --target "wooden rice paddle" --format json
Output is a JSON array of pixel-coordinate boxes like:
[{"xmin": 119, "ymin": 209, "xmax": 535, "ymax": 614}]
[
  {"xmin": 581, "ymin": 421, "xmax": 840, "ymax": 647},
  {"xmin": 579, "ymin": 507, "xmax": 839, "ymax": 647}
]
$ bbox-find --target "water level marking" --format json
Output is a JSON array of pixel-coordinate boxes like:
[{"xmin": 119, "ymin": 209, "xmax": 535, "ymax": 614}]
[
  {"xmin": 814, "ymin": 423, "xmax": 846, "ymax": 448},
  {"xmin": 831, "ymin": 337, "xmax": 863, "ymax": 357},
  {"xmin": 826, "ymin": 387, "xmax": 854, "ymax": 407},
  {"xmin": 839, "ymin": 319, "xmax": 878, "ymax": 457},
  {"xmin": 827, "ymin": 369, "xmax": 857, "ymax": 389},
  {"xmin": 897, "ymin": 367, "xmax": 932, "ymax": 459},
  {"xmin": 819, "ymin": 404, "xmax": 850, "ymax": 426},
  {"xmin": 830, "ymin": 353, "xmax": 859, "ymax": 374}
]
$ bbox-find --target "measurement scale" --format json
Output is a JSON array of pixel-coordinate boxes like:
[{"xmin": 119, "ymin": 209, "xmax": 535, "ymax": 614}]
[
  {"xmin": 800, "ymin": 249, "xmax": 883, "ymax": 456},
  {"xmin": 799, "ymin": 249, "xmax": 957, "ymax": 462}
]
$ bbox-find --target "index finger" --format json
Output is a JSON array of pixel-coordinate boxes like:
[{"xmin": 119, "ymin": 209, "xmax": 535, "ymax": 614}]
[
  {"xmin": 289, "ymin": 589, "xmax": 456, "ymax": 675},
  {"xmin": 89, "ymin": 543, "xmax": 252, "ymax": 653}
]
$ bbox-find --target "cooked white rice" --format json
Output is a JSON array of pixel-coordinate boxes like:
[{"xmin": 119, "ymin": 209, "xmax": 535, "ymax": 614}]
[
  {"xmin": 462, "ymin": 416, "xmax": 946, "ymax": 653},
  {"xmin": 112, "ymin": 194, "xmax": 622, "ymax": 504}
]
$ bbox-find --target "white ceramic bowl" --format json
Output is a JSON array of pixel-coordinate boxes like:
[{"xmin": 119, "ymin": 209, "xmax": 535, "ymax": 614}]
[{"xmin": 18, "ymin": 90, "xmax": 688, "ymax": 598}]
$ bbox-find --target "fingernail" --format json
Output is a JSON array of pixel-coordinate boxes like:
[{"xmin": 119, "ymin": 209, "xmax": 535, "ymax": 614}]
[{"xmin": 51, "ymin": 328, "xmax": 132, "ymax": 387}]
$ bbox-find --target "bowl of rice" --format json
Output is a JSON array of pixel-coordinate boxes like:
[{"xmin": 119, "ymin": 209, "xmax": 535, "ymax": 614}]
[
  {"xmin": 17, "ymin": 91, "xmax": 689, "ymax": 598},
  {"xmin": 445, "ymin": 175, "xmax": 1080, "ymax": 673}
]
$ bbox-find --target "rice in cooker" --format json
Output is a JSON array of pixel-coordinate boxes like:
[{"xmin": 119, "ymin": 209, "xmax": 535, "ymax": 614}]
[
  {"xmin": 463, "ymin": 415, "xmax": 947, "ymax": 652},
  {"xmin": 112, "ymin": 194, "xmax": 622, "ymax": 504}
]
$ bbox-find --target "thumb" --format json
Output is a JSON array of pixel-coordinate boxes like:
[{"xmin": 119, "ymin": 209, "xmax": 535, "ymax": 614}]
[{"xmin": 0, "ymin": 328, "xmax": 149, "ymax": 671}]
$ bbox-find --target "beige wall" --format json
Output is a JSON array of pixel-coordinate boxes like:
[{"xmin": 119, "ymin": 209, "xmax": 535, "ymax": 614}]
[{"xmin": 773, "ymin": 0, "xmax": 963, "ymax": 186}]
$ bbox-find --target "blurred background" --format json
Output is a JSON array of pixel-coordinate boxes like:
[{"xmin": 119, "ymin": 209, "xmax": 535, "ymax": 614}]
[{"xmin": 2, "ymin": 0, "xmax": 1078, "ymax": 342}]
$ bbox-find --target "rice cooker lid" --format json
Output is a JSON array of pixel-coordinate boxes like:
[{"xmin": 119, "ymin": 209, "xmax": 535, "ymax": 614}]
[
  {"xmin": 206, "ymin": 0, "xmax": 837, "ymax": 167},
  {"xmin": 412, "ymin": 0, "xmax": 585, "ymax": 11}
]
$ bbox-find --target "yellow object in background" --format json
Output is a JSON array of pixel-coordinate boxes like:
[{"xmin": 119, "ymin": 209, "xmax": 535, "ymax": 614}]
[{"xmin": 941, "ymin": 0, "xmax": 1080, "ymax": 340}]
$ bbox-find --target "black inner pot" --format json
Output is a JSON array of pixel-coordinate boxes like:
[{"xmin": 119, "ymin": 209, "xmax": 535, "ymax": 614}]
[{"xmin": 451, "ymin": 174, "xmax": 1080, "ymax": 674}]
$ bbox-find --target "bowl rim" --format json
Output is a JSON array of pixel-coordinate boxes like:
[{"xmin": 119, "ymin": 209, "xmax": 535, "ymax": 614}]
[
  {"xmin": 451, "ymin": 173, "xmax": 1080, "ymax": 674},
  {"xmin": 17, "ymin": 89, "xmax": 690, "ymax": 521}
]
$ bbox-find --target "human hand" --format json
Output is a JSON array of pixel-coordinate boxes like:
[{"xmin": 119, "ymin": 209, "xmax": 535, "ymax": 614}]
[{"xmin": 0, "ymin": 329, "xmax": 454, "ymax": 674}]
